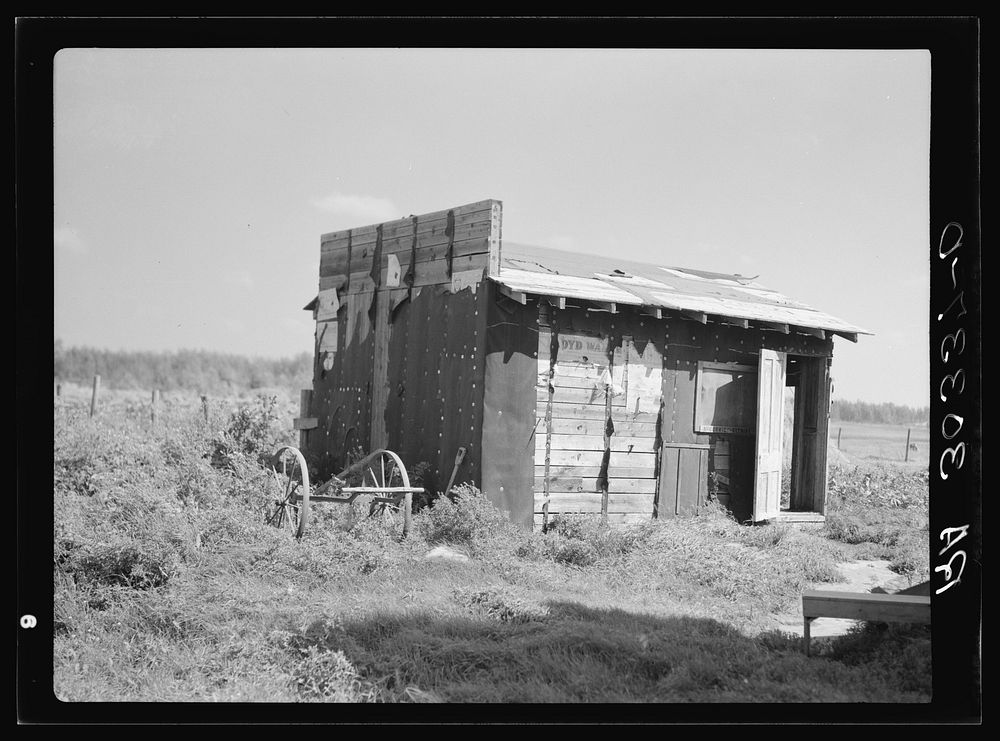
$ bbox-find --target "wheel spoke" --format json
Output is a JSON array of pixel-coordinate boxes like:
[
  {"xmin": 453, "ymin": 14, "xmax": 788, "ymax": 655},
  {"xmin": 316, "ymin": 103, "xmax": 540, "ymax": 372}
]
[{"xmin": 266, "ymin": 447, "xmax": 310, "ymax": 537}]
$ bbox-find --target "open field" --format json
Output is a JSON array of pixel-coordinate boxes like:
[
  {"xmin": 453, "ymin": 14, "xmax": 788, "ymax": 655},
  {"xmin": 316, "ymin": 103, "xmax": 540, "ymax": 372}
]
[
  {"xmin": 830, "ymin": 421, "xmax": 930, "ymax": 468},
  {"xmin": 52, "ymin": 389, "xmax": 931, "ymax": 705}
]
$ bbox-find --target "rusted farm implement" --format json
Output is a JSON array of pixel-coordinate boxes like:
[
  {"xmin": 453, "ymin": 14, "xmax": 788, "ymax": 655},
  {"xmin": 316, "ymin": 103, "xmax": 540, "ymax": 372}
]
[{"xmin": 265, "ymin": 446, "xmax": 423, "ymax": 538}]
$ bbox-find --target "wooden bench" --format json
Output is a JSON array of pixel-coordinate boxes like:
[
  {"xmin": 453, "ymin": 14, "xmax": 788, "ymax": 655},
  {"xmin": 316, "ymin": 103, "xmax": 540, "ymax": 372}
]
[{"xmin": 801, "ymin": 590, "xmax": 931, "ymax": 655}]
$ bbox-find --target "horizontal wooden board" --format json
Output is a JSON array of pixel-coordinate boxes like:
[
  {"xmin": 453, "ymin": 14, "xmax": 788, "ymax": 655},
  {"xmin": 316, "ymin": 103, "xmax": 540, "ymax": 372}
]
[
  {"xmin": 542, "ymin": 402, "xmax": 614, "ymax": 421},
  {"xmin": 321, "ymin": 235, "xmax": 491, "ymax": 279},
  {"xmin": 328, "ymin": 254, "xmax": 490, "ymax": 293},
  {"xmin": 320, "ymin": 200, "xmax": 497, "ymax": 242},
  {"xmin": 538, "ymin": 347, "xmax": 613, "ymax": 365},
  {"xmin": 537, "ymin": 475, "xmax": 585, "ymax": 492},
  {"xmin": 539, "ymin": 374, "xmax": 607, "ymax": 391},
  {"xmin": 537, "ymin": 434, "xmax": 658, "ymax": 454},
  {"xmin": 293, "ymin": 417, "xmax": 318, "ymax": 430},
  {"xmin": 801, "ymin": 591, "xmax": 930, "ymax": 624},
  {"xmin": 534, "ymin": 476, "xmax": 657, "ymax": 493},
  {"xmin": 534, "ymin": 493, "xmax": 656, "ymax": 514},
  {"xmin": 537, "ymin": 385, "xmax": 624, "ymax": 407},
  {"xmin": 540, "ymin": 360, "xmax": 610, "ymax": 379},
  {"xmin": 329, "ymin": 220, "xmax": 493, "ymax": 259},
  {"xmin": 321, "ymin": 229, "xmax": 492, "ymax": 274},
  {"xmin": 318, "ymin": 274, "xmax": 348, "ymax": 291},
  {"xmin": 537, "ymin": 464, "xmax": 658, "ymax": 479},
  {"xmin": 541, "ymin": 402, "xmax": 659, "ymax": 424},
  {"xmin": 549, "ymin": 417, "xmax": 658, "ymax": 437},
  {"xmin": 321, "ymin": 203, "xmax": 495, "ymax": 247},
  {"xmin": 545, "ymin": 449, "xmax": 657, "ymax": 469},
  {"xmin": 538, "ymin": 432, "xmax": 606, "ymax": 453}
]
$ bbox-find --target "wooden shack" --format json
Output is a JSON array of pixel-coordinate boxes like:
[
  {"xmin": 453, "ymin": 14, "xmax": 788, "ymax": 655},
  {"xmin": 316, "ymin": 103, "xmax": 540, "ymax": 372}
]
[{"xmin": 298, "ymin": 199, "xmax": 869, "ymax": 529}]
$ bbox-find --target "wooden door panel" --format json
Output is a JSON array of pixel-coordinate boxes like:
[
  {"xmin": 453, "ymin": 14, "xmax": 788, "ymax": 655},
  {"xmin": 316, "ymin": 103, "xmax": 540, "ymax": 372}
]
[{"xmin": 753, "ymin": 349, "xmax": 786, "ymax": 521}]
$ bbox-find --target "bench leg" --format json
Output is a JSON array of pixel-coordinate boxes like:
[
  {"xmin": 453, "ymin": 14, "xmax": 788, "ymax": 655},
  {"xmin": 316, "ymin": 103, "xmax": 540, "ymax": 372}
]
[{"xmin": 804, "ymin": 617, "xmax": 812, "ymax": 656}]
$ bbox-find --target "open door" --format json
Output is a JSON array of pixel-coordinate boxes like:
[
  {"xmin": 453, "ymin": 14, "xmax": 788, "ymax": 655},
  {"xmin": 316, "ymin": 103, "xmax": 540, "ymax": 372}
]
[{"xmin": 753, "ymin": 349, "xmax": 786, "ymax": 522}]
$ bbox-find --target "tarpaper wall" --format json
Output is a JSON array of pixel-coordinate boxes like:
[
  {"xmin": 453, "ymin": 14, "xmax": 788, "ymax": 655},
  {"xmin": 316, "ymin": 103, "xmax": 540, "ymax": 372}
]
[
  {"xmin": 481, "ymin": 285, "xmax": 539, "ymax": 528},
  {"xmin": 305, "ymin": 201, "xmax": 499, "ymax": 493}
]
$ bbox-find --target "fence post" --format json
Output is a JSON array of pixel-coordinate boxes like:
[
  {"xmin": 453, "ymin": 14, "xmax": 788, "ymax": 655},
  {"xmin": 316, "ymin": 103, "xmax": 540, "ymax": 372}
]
[
  {"xmin": 402, "ymin": 491, "xmax": 413, "ymax": 539},
  {"xmin": 89, "ymin": 375, "xmax": 101, "ymax": 418},
  {"xmin": 299, "ymin": 389, "xmax": 312, "ymax": 450},
  {"xmin": 151, "ymin": 389, "xmax": 160, "ymax": 426},
  {"xmin": 56, "ymin": 383, "xmax": 62, "ymax": 397},
  {"xmin": 201, "ymin": 395, "xmax": 209, "ymax": 423},
  {"xmin": 837, "ymin": 427, "xmax": 842, "ymax": 449},
  {"xmin": 905, "ymin": 428, "xmax": 911, "ymax": 462}
]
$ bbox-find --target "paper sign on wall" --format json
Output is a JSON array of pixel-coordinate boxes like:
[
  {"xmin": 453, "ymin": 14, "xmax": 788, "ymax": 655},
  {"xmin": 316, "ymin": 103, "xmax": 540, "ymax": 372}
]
[
  {"xmin": 317, "ymin": 320, "xmax": 338, "ymax": 353},
  {"xmin": 386, "ymin": 254, "xmax": 402, "ymax": 287},
  {"xmin": 316, "ymin": 288, "xmax": 340, "ymax": 321},
  {"xmin": 451, "ymin": 268, "xmax": 483, "ymax": 294}
]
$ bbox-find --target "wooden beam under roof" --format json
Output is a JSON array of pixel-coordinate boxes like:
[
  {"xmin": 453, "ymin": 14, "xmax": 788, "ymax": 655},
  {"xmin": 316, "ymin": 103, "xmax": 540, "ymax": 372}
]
[
  {"xmin": 682, "ymin": 310, "xmax": 708, "ymax": 324},
  {"xmin": 497, "ymin": 284, "xmax": 527, "ymax": 305},
  {"xmin": 586, "ymin": 300, "xmax": 617, "ymax": 313},
  {"xmin": 832, "ymin": 331, "xmax": 859, "ymax": 343},
  {"xmin": 721, "ymin": 317, "xmax": 749, "ymax": 329},
  {"xmin": 544, "ymin": 296, "xmax": 567, "ymax": 310},
  {"xmin": 753, "ymin": 320, "xmax": 789, "ymax": 333},
  {"xmin": 640, "ymin": 307, "xmax": 662, "ymax": 319},
  {"xmin": 794, "ymin": 326, "xmax": 827, "ymax": 340}
]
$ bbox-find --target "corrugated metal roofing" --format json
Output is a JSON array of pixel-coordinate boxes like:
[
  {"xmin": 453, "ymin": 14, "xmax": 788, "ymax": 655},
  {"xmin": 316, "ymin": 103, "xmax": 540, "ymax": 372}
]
[{"xmin": 492, "ymin": 242, "xmax": 870, "ymax": 338}]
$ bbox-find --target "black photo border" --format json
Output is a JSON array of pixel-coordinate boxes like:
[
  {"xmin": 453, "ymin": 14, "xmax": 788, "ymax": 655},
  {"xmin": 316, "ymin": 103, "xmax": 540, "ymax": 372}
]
[{"xmin": 16, "ymin": 15, "xmax": 981, "ymax": 725}]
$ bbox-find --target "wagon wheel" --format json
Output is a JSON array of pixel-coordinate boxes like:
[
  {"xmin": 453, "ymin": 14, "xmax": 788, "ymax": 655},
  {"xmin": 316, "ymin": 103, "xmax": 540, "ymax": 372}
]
[
  {"xmin": 364, "ymin": 450, "xmax": 410, "ymax": 519},
  {"xmin": 267, "ymin": 446, "xmax": 310, "ymax": 538}
]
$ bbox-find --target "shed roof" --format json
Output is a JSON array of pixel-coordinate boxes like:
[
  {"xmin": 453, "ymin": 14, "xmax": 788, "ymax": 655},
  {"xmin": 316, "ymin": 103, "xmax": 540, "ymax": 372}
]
[{"xmin": 493, "ymin": 242, "xmax": 870, "ymax": 340}]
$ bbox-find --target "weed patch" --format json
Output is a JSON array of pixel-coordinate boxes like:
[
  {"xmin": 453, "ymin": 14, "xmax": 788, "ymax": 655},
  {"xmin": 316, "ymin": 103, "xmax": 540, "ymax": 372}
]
[
  {"xmin": 52, "ymin": 396, "xmax": 930, "ymax": 704},
  {"xmin": 456, "ymin": 588, "xmax": 551, "ymax": 624}
]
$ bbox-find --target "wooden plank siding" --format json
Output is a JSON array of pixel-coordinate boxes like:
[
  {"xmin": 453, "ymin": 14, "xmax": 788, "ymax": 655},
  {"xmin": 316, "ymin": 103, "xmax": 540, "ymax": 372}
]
[
  {"xmin": 658, "ymin": 444, "xmax": 709, "ymax": 517},
  {"xmin": 533, "ymin": 308, "xmax": 667, "ymax": 524}
]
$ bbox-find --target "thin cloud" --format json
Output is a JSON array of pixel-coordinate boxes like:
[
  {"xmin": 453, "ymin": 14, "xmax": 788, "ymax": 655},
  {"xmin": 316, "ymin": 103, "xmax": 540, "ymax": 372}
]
[
  {"xmin": 224, "ymin": 269, "xmax": 255, "ymax": 290},
  {"xmin": 542, "ymin": 234, "xmax": 578, "ymax": 251},
  {"xmin": 221, "ymin": 318, "xmax": 247, "ymax": 334},
  {"xmin": 55, "ymin": 226, "xmax": 88, "ymax": 254},
  {"xmin": 309, "ymin": 192, "xmax": 398, "ymax": 225}
]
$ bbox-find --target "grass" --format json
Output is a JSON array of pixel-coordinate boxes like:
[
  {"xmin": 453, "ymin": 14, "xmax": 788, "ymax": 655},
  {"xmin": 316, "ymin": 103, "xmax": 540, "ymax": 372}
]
[
  {"xmin": 830, "ymin": 421, "xmax": 931, "ymax": 467},
  {"xmin": 52, "ymin": 390, "xmax": 931, "ymax": 704}
]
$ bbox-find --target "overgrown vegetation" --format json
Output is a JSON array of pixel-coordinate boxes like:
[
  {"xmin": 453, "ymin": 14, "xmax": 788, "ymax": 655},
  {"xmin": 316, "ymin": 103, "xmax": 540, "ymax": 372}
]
[
  {"xmin": 53, "ymin": 392, "xmax": 930, "ymax": 704},
  {"xmin": 825, "ymin": 463, "xmax": 929, "ymax": 578},
  {"xmin": 54, "ymin": 340, "xmax": 312, "ymax": 394},
  {"xmin": 830, "ymin": 398, "xmax": 929, "ymax": 426}
]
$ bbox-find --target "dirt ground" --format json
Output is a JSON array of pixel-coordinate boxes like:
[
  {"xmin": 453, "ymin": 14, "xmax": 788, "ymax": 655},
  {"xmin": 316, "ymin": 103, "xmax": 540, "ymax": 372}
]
[{"xmin": 771, "ymin": 560, "xmax": 917, "ymax": 639}]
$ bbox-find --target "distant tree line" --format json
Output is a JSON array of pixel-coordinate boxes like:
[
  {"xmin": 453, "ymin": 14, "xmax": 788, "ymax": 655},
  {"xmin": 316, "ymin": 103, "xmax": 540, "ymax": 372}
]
[
  {"xmin": 830, "ymin": 399, "xmax": 928, "ymax": 426},
  {"xmin": 54, "ymin": 341, "xmax": 312, "ymax": 394}
]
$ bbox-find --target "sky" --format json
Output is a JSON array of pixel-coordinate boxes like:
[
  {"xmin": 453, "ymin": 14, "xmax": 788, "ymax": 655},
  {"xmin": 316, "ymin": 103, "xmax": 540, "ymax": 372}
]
[{"xmin": 53, "ymin": 48, "xmax": 931, "ymax": 407}]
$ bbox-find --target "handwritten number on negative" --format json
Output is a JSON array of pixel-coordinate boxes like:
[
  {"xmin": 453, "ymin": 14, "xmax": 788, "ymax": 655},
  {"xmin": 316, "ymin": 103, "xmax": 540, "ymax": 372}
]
[
  {"xmin": 940, "ymin": 329, "xmax": 965, "ymax": 363},
  {"xmin": 937, "ymin": 291, "xmax": 967, "ymax": 322},
  {"xmin": 939, "ymin": 369, "xmax": 965, "ymax": 402},
  {"xmin": 939, "ymin": 442, "xmax": 966, "ymax": 481}
]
